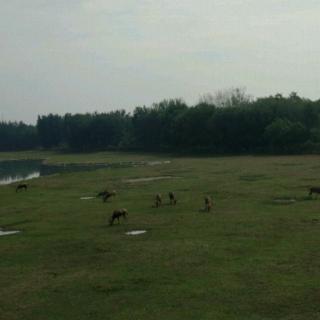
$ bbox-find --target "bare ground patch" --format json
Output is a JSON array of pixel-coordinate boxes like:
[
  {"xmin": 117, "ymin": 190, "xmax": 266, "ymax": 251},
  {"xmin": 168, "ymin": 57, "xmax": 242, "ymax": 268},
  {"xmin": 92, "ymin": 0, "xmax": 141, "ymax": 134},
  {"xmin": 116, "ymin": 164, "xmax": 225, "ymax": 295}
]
[
  {"xmin": 123, "ymin": 176, "xmax": 175, "ymax": 183},
  {"xmin": 272, "ymin": 198, "xmax": 296, "ymax": 205}
]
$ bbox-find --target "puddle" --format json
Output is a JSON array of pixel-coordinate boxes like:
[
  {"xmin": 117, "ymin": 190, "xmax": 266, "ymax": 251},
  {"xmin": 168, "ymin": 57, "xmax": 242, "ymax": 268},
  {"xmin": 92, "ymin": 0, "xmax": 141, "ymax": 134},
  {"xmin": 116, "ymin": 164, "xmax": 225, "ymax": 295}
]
[
  {"xmin": 126, "ymin": 230, "xmax": 147, "ymax": 236},
  {"xmin": 0, "ymin": 229, "xmax": 20, "ymax": 236},
  {"xmin": 80, "ymin": 196, "xmax": 96, "ymax": 200},
  {"xmin": 123, "ymin": 176, "xmax": 174, "ymax": 183}
]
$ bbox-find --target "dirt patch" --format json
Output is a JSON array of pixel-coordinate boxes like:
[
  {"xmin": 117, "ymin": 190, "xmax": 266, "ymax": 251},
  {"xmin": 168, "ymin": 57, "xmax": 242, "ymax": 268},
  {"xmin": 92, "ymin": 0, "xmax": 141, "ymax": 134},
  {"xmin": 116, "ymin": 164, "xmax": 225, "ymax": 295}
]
[
  {"xmin": 273, "ymin": 198, "xmax": 296, "ymax": 205},
  {"xmin": 276, "ymin": 163, "xmax": 304, "ymax": 167},
  {"xmin": 123, "ymin": 176, "xmax": 174, "ymax": 183},
  {"xmin": 239, "ymin": 174, "xmax": 271, "ymax": 182},
  {"xmin": 148, "ymin": 160, "xmax": 171, "ymax": 166},
  {"xmin": 301, "ymin": 218, "xmax": 319, "ymax": 224},
  {"xmin": 126, "ymin": 230, "xmax": 147, "ymax": 235}
]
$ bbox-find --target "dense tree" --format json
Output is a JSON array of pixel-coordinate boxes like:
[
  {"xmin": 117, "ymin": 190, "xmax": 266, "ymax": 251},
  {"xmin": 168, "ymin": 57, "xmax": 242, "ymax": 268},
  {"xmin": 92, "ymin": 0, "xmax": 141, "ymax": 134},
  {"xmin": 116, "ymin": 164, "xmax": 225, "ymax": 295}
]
[
  {"xmin": 174, "ymin": 103, "xmax": 216, "ymax": 150},
  {"xmin": 0, "ymin": 122, "xmax": 38, "ymax": 151},
  {"xmin": 264, "ymin": 118, "xmax": 308, "ymax": 153},
  {"xmin": 37, "ymin": 114, "xmax": 64, "ymax": 148},
  {"xmin": 2, "ymin": 92, "xmax": 320, "ymax": 154},
  {"xmin": 63, "ymin": 111, "xmax": 130, "ymax": 151}
]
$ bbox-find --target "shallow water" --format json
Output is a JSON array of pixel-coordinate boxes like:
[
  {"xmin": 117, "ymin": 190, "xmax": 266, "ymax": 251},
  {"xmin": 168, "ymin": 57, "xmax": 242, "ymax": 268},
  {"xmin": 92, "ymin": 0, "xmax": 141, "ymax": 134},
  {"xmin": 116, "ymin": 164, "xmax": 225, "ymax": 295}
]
[
  {"xmin": 0, "ymin": 159, "xmax": 171, "ymax": 185},
  {"xmin": 0, "ymin": 160, "xmax": 42, "ymax": 185},
  {"xmin": 0, "ymin": 172, "xmax": 40, "ymax": 185}
]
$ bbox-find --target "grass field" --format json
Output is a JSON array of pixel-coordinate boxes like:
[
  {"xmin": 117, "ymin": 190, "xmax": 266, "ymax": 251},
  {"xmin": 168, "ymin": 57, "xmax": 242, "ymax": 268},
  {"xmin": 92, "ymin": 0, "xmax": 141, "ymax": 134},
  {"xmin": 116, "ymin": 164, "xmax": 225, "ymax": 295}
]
[{"xmin": 1, "ymin": 151, "xmax": 320, "ymax": 320}]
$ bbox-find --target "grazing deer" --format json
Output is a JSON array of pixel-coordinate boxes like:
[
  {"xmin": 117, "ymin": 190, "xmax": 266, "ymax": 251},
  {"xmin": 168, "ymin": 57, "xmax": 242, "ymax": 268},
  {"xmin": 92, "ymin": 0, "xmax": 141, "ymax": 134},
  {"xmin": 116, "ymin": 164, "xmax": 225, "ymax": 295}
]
[
  {"xmin": 102, "ymin": 190, "xmax": 117, "ymax": 202},
  {"xmin": 109, "ymin": 208, "xmax": 128, "ymax": 226},
  {"xmin": 309, "ymin": 187, "xmax": 320, "ymax": 197},
  {"xmin": 204, "ymin": 196, "xmax": 213, "ymax": 212},
  {"xmin": 97, "ymin": 191, "xmax": 107, "ymax": 198},
  {"xmin": 16, "ymin": 183, "xmax": 28, "ymax": 192},
  {"xmin": 155, "ymin": 193, "xmax": 162, "ymax": 207},
  {"xmin": 169, "ymin": 192, "xmax": 177, "ymax": 205}
]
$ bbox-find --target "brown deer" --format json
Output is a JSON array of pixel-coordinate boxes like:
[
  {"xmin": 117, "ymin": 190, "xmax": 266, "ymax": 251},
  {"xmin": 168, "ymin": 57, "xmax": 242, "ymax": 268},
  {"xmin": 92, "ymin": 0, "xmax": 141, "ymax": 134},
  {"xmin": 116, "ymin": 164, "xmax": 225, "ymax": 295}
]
[
  {"xmin": 204, "ymin": 196, "xmax": 213, "ymax": 212},
  {"xmin": 309, "ymin": 187, "xmax": 320, "ymax": 197},
  {"xmin": 16, "ymin": 183, "xmax": 28, "ymax": 192},
  {"xmin": 169, "ymin": 192, "xmax": 177, "ymax": 205},
  {"xmin": 109, "ymin": 208, "xmax": 128, "ymax": 226},
  {"xmin": 97, "ymin": 191, "xmax": 107, "ymax": 198},
  {"xmin": 102, "ymin": 190, "xmax": 117, "ymax": 202},
  {"xmin": 155, "ymin": 193, "xmax": 162, "ymax": 207}
]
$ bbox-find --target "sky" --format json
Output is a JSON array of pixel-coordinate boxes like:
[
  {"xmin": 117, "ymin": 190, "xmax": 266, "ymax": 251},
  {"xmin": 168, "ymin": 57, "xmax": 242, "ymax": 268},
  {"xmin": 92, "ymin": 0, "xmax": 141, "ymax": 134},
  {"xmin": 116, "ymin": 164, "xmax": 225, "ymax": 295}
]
[{"xmin": 1, "ymin": 0, "xmax": 320, "ymax": 123}]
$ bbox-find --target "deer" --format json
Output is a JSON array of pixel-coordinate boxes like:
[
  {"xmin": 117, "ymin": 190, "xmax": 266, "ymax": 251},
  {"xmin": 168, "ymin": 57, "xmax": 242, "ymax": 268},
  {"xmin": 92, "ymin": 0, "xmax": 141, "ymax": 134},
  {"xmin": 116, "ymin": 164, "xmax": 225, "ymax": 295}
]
[
  {"xmin": 309, "ymin": 187, "xmax": 320, "ymax": 197},
  {"xmin": 168, "ymin": 192, "xmax": 177, "ymax": 205},
  {"xmin": 204, "ymin": 196, "xmax": 213, "ymax": 212},
  {"xmin": 100, "ymin": 190, "xmax": 116, "ymax": 202},
  {"xmin": 16, "ymin": 183, "xmax": 28, "ymax": 192},
  {"xmin": 109, "ymin": 208, "xmax": 128, "ymax": 226},
  {"xmin": 155, "ymin": 193, "xmax": 162, "ymax": 207}
]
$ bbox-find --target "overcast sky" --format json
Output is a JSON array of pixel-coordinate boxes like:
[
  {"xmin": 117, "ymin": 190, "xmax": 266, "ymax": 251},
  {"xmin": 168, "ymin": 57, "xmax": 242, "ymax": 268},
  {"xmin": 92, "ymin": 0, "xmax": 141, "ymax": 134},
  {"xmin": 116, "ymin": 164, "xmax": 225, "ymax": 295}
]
[{"xmin": 1, "ymin": 1, "xmax": 320, "ymax": 123}]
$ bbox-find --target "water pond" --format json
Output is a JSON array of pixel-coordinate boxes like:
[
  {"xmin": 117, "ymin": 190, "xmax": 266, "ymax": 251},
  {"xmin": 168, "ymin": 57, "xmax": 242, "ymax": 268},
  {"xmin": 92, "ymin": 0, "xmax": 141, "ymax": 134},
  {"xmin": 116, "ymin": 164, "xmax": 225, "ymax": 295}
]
[{"xmin": 0, "ymin": 159, "xmax": 171, "ymax": 185}]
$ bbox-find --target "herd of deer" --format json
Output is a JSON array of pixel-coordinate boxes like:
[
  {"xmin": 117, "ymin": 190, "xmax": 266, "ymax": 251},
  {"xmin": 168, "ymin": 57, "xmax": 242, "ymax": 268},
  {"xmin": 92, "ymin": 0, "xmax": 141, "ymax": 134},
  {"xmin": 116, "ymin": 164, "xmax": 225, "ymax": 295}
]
[
  {"xmin": 15, "ymin": 182, "xmax": 213, "ymax": 226},
  {"xmin": 101, "ymin": 191, "xmax": 213, "ymax": 226},
  {"xmin": 14, "ymin": 182, "xmax": 320, "ymax": 226}
]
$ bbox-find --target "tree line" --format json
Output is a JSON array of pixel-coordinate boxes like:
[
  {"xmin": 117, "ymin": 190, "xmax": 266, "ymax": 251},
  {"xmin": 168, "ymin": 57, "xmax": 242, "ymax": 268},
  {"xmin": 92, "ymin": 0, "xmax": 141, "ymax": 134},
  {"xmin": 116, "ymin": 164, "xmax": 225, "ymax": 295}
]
[
  {"xmin": 2, "ymin": 90, "xmax": 320, "ymax": 154},
  {"xmin": 0, "ymin": 121, "xmax": 38, "ymax": 151}
]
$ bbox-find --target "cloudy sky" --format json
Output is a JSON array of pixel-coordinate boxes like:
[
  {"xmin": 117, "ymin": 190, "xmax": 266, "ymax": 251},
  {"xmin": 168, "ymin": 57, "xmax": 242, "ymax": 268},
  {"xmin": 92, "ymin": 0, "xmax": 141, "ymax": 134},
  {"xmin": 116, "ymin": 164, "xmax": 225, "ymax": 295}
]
[{"xmin": 1, "ymin": 1, "xmax": 320, "ymax": 123}]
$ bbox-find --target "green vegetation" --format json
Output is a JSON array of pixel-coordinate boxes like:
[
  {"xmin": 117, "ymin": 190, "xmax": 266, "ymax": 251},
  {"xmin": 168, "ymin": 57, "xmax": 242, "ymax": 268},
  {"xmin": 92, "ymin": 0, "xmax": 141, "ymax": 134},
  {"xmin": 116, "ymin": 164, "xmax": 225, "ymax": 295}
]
[
  {"xmin": 2, "ymin": 91, "xmax": 320, "ymax": 154},
  {"xmin": 1, "ymin": 151, "xmax": 320, "ymax": 319},
  {"xmin": 34, "ymin": 93, "xmax": 320, "ymax": 154}
]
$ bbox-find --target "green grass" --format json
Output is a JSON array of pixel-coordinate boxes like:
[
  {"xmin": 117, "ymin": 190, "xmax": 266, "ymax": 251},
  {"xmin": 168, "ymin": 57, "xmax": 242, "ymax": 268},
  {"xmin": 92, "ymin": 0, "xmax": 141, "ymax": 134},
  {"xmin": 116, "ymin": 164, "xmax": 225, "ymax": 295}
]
[{"xmin": 1, "ymin": 152, "xmax": 320, "ymax": 319}]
